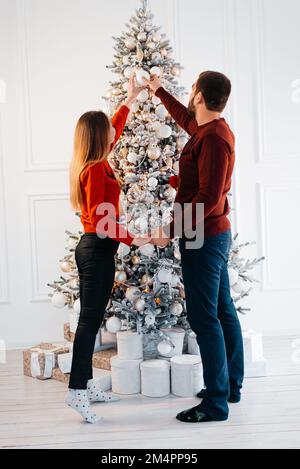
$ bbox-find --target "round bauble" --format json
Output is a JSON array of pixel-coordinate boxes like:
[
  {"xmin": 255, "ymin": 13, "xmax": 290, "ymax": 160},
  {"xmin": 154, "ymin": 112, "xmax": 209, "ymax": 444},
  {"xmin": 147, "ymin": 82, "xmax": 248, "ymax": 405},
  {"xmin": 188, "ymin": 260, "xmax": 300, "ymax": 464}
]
[
  {"xmin": 134, "ymin": 297, "xmax": 145, "ymax": 312},
  {"xmin": 177, "ymin": 135, "xmax": 188, "ymax": 151},
  {"xmin": 51, "ymin": 292, "xmax": 66, "ymax": 309},
  {"xmin": 73, "ymin": 298, "xmax": 81, "ymax": 314},
  {"xmin": 157, "ymin": 124, "xmax": 172, "ymax": 139},
  {"xmin": 171, "ymin": 66, "xmax": 181, "ymax": 76},
  {"xmin": 160, "ymin": 48, "xmax": 168, "ymax": 57},
  {"xmin": 130, "ymin": 101, "xmax": 140, "ymax": 113},
  {"xmin": 147, "ymin": 41, "xmax": 156, "ymax": 50},
  {"xmin": 170, "ymin": 301, "xmax": 183, "ymax": 316},
  {"xmin": 171, "ymin": 273, "xmax": 180, "ymax": 287},
  {"xmin": 157, "ymin": 340, "xmax": 172, "ymax": 356},
  {"xmin": 122, "ymin": 81, "xmax": 129, "ymax": 92},
  {"xmin": 152, "ymin": 95, "xmax": 161, "ymax": 105},
  {"xmin": 135, "ymin": 68, "xmax": 150, "ymax": 86},
  {"xmin": 148, "ymin": 177, "xmax": 158, "ymax": 188},
  {"xmin": 151, "ymin": 52, "xmax": 162, "ymax": 64},
  {"xmin": 137, "ymin": 89, "xmax": 149, "ymax": 102},
  {"xmin": 125, "ymin": 286, "xmax": 141, "ymax": 302},
  {"xmin": 147, "ymin": 146, "xmax": 161, "ymax": 160},
  {"xmin": 106, "ymin": 316, "xmax": 122, "ymax": 333},
  {"xmin": 139, "ymin": 243, "xmax": 155, "ymax": 257},
  {"xmin": 127, "ymin": 151, "xmax": 138, "ymax": 164},
  {"xmin": 115, "ymin": 270, "xmax": 127, "ymax": 283},
  {"xmin": 155, "ymin": 104, "xmax": 168, "ymax": 120},
  {"xmin": 150, "ymin": 66, "xmax": 161, "ymax": 76},
  {"xmin": 173, "ymin": 161, "xmax": 179, "ymax": 174},
  {"xmin": 157, "ymin": 268, "xmax": 172, "ymax": 284},
  {"xmin": 124, "ymin": 37, "xmax": 136, "ymax": 50},
  {"xmin": 152, "ymin": 31, "xmax": 161, "ymax": 42},
  {"xmin": 141, "ymin": 274, "xmax": 153, "ymax": 285},
  {"xmin": 145, "ymin": 314, "xmax": 156, "ymax": 326},
  {"xmin": 137, "ymin": 31, "xmax": 147, "ymax": 42},
  {"xmin": 228, "ymin": 268, "xmax": 239, "ymax": 287},
  {"xmin": 124, "ymin": 66, "xmax": 134, "ymax": 79},
  {"xmin": 60, "ymin": 261, "xmax": 71, "ymax": 273},
  {"xmin": 132, "ymin": 255, "xmax": 140, "ymax": 265}
]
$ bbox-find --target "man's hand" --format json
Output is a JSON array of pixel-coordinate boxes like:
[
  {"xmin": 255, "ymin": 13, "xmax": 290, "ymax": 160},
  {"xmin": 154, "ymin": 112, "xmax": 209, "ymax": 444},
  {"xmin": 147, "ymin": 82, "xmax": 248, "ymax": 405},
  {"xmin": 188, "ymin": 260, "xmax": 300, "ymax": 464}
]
[
  {"xmin": 142, "ymin": 75, "xmax": 162, "ymax": 94},
  {"xmin": 150, "ymin": 226, "xmax": 170, "ymax": 247}
]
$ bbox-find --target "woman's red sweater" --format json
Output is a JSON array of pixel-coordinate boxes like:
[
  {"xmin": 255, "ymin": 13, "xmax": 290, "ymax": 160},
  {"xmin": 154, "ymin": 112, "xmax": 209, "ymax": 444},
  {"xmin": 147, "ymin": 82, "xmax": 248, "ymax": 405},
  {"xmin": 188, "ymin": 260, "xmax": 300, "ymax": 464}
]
[{"xmin": 79, "ymin": 105, "xmax": 134, "ymax": 246}]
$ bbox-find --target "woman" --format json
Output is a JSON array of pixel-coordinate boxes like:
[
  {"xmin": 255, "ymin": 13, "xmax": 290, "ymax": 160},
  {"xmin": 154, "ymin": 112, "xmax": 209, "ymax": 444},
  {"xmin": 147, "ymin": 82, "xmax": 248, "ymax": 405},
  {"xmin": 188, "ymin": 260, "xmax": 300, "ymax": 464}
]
[{"xmin": 67, "ymin": 75, "xmax": 150, "ymax": 423}]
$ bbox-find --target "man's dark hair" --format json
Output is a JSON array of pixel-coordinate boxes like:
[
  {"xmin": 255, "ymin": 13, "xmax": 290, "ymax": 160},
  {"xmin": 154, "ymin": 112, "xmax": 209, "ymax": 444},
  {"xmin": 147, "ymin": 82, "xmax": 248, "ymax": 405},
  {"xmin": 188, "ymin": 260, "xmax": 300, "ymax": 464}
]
[{"xmin": 196, "ymin": 71, "xmax": 231, "ymax": 112}]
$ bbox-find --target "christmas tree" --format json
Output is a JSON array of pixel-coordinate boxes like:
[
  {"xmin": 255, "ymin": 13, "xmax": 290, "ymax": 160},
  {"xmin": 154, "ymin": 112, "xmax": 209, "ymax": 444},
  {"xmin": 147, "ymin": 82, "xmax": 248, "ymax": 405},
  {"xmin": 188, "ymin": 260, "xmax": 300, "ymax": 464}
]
[{"xmin": 48, "ymin": 0, "xmax": 264, "ymax": 358}]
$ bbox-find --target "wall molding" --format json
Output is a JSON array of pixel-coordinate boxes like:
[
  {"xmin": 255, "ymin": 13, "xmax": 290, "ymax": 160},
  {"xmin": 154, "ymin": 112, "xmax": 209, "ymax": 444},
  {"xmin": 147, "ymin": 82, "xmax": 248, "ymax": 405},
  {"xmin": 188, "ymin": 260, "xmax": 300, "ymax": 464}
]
[
  {"xmin": 258, "ymin": 181, "xmax": 300, "ymax": 292},
  {"xmin": 0, "ymin": 111, "xmax": 10, "ymax": 304},
  {"xmin": 253, "ymin": 0, "xmax": 300, "ymax": 163},
  {"xmin": 28, "ymin": 193, "xmax": 69, "ymax": 302},
  {"xmin": 17, "ymin": 0, "xmax": 68, "ymax": 173}
]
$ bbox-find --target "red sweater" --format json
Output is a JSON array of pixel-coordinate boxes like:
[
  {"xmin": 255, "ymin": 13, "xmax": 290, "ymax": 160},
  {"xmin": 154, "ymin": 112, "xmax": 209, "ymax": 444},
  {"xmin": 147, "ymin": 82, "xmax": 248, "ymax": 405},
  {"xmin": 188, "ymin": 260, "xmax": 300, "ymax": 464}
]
[
  {"xmin": 155, "ymin": 87, "xmax": 235, "ymax": 239},
  {"xmin": 79, "ymin": 105, "xmax": 134, "ymax": 246}
]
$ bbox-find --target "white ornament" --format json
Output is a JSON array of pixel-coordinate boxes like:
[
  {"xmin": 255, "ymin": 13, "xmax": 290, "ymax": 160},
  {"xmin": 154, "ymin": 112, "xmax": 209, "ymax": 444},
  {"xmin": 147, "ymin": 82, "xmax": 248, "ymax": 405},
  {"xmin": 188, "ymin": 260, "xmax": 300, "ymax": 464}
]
[
  {"xmin": 134, "ymin": 297, "xmax": 145, "ymax": 312},
  {"xmin": 152, "ymin": 32, "xmax": 161, "ymax": 42},
  {"xmin": 157, "ymin": 268, "xmax": 172, "ymax": 284},
  {"xmin": 228, "ymin": 268, "xmax": 239, "ymax": 287},
  {"xmin": 73, "ymin": 298, "xmax": 81, "ymax": 314},
  {"xmin": 177, "ymin": 135, "xmax": 188, "ymax": 151},
  {"xmin": 174, "ymin": 246, "xmax": 181, "ymax": 260},
  {"xmin": 148, "ymin": 177, "xmax": 158, "ymax": 188},
  {"xmin": 147, "ymin": 41, "xmax": 156, "ymax": 50},
  {"xmin": 172, "ymin": 66, "xmax": 181, "ymax": 76},
  {"xmin": 118, "ymin": 243, "xmax": 131, "ymax": 257},
  {"xmin": 124, "ymin": 66, "xmax": 134, "ymax": 79},
  {"xmin": 173, "ymin": 161, "xmax": 179, "ymax": 174},
  {"xmin": 115, "ymin": 270, "xmax": 127, "ymax": 283},
  {"xmin": 106, "ymin": 316, "xmax": 122, "ymax": 333},
  {"xmin": 170, "ymin": 301, "xmax": 183, "ymax": 316},
  {"xmin": 157, "ymin": 124, "xmax": 172, "ymax": 139},
  {"xmin": 150, "ymin": 66, "xmax": 161, "ymax": 76},
  {"xmin": 139, "ymin": 243, "xmax": 155, "ymax": 257},
  {"xmin": 127, "ymin": 151, "xmax": 138, "ymax": 164},
  {"xmin": 60, "ymin": 261, "xmax": 71, "ymax": 273},
  {"xmin": 155, "ymin": 104, "xmax": 168, "ymax": 120},
  {"xmin": 122, "ymin": 82, "xmax": 129, "ymax": 92},
  {"xmin": 147, "ymin": 146, "xmax": 161, "ymax": 160},
  {"xmin": 171, "ymin": 274, "xmax": 180, "ymax": 287},
  {"xmin": 137, "ymin": 32, "xmax": 147, "ymax": 42},
  {"xmin": 161, "ymin": 48, "xmax": 168, "ymax": 57},
  {"xmin": 141, "ymin": 274, "xmax": 153, "ymax": 285},
  {"xmin": 125, "ymin": 37, "xmax": 136, "ymax": 50},
  {"xmin": 137, "ymin": 89, "xmax": 149, "ymax": 102},
  {"xmin": 135, "ymin": 68, "xmax": 150, "ymax": 86},
  {"xmin": 152, "ymin": 95, "xmax": 161, "ymax": 105},
  {"xmin": 157, "ymin": 340, "xmax": 172, "ymax": 356},
  {"xmin": 51, "ymin": 292, "xmax": 66, "ymax": 309},
  {"xmin": 125, "ymin": 286, "xmax": 141, "ymax": 303},
  {"xmin": 152, "ymin": 120, "xmax": 161, "ymax": 132}
]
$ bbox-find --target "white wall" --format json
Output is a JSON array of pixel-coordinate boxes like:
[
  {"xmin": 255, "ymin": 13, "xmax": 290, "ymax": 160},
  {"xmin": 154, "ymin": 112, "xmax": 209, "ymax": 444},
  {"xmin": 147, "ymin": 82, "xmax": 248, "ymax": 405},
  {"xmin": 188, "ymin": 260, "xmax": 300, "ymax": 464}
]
[{"xmin": 0, "ymin": 0, "xmax": 299, "ymax": 348}]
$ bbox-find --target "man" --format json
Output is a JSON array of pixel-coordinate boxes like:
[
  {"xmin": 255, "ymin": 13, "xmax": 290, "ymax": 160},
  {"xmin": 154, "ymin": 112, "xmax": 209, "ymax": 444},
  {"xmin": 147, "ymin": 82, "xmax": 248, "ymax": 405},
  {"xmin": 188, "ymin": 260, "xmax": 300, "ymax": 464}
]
[{"xmin": 144, "ymin": 71, "xmax": 244, "ymax": 422}]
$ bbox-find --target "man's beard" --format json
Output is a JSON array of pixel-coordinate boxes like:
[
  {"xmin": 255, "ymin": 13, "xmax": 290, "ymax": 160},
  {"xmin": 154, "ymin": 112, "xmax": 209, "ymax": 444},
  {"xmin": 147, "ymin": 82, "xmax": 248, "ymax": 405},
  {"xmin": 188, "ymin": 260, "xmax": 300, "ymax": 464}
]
[{"xmin": 188, "ymin": 97, "xmax": 196, "ymax": 118}]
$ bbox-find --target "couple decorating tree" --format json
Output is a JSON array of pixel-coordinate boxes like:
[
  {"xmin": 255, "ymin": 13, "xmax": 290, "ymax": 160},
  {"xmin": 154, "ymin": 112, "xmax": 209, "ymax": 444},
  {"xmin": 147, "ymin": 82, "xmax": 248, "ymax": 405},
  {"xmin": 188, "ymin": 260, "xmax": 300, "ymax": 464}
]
[{"xmin": 68, "ymin": 69, "xmax": 244, "ymax": 424}]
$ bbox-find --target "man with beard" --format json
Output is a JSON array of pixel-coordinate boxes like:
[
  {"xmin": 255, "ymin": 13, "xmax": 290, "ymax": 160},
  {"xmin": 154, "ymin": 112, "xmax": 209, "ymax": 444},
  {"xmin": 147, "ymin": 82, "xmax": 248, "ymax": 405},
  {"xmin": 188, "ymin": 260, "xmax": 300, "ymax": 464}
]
[{"xmin": 144, "ymin": 71, "xmax": 244, "ymax": 423}]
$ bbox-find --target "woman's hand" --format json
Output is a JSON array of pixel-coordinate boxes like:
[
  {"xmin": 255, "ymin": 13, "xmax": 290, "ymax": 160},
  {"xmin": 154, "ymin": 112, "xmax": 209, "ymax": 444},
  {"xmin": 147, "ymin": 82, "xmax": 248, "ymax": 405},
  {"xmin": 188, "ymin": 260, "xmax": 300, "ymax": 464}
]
[{"xmin": 124, "ymin": 74, "xmax": 146, "ymax": 108}]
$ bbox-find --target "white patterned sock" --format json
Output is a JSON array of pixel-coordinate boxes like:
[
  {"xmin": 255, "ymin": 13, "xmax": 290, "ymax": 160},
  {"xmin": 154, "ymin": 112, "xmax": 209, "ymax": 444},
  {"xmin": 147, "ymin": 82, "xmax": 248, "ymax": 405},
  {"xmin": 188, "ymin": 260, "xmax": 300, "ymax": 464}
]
[
  {"xmin": 87, "ymin": 379, "xmax": 120, "ymax": 403},
  {"xmin": 65, "ymin": 389, "xmax": 102, "ymax": 423}
]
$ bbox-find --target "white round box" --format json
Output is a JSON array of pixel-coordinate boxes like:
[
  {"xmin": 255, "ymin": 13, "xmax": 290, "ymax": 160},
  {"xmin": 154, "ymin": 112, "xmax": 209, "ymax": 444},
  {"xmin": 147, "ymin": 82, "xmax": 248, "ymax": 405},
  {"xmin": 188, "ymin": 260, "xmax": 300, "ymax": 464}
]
[
  {"xmin": 140, "ymin": 360, "xmax": 170, "ymax": 397},
  {"xmin": 117, "ymin": 330, "xmax": 143, "ymax": 360},
  {"xmin": 171, "ymin": 354, "xmax": 203, "ymax": 397},
  {"xmin": 111, "ymin": 356, "xmax": 143, "ymax": 395}
]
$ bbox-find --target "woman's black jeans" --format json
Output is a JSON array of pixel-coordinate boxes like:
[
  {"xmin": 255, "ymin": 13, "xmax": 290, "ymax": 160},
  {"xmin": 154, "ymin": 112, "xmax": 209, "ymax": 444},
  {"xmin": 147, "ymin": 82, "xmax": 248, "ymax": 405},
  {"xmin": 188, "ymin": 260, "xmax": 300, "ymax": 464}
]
[{"xmin": 69, "ymin": 233, "xmax": 119, "ymax": 390}]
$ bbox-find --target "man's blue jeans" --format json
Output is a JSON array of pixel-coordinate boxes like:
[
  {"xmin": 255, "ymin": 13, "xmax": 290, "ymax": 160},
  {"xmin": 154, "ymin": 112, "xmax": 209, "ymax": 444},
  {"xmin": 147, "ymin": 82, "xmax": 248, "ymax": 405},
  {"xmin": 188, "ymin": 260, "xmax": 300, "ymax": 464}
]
[{"xmin": 179, "ymin": 230, "xmax": 244, "ymax": 420}]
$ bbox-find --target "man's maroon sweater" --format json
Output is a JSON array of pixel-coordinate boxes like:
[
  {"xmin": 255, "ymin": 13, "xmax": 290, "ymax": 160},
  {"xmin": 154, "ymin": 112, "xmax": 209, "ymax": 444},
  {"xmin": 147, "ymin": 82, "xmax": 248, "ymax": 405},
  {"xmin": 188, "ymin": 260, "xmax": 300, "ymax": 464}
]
[{"xmin": 155, "ymin": 86, "xmax": 235, "ymax": 239}]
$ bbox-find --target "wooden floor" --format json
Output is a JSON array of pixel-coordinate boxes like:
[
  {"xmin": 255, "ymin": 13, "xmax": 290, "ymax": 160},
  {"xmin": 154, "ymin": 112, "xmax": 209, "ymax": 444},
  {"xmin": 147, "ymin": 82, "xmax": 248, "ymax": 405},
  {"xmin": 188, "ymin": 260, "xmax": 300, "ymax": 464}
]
[{"xmin": 1, "ymin": 335, "xmax": 300, "ymax": 449}]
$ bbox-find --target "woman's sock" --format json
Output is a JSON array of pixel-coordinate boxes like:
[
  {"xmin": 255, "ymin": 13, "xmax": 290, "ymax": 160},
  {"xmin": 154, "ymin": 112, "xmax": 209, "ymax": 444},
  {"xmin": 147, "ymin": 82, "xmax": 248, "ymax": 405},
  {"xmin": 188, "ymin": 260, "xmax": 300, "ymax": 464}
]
[
  {"xmin": 87, "ymin": 379, "xmax": 120, "ymax": 403},
  {"xmin": 65, "ymin": 389, "xmax": 102, "ymax": 423}
]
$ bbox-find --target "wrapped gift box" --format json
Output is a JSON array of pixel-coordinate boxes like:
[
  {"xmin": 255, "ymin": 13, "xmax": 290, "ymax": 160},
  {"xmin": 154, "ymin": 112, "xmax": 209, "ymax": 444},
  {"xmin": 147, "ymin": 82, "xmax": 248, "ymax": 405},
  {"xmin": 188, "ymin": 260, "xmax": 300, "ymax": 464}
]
[
  {"xmin": 245, "ymin": 357, "xmax": 267, "ymax": 378},
  {"xmin": 23, "ymin": 342, "xmax": 70, "ymax": 380},
  {"xmin": 243, "ymin": 329, "xmax": 264, "ymax": 364},
  {"xmin": 63, "ymin": 323, "xmax": 114, "ymax": 352},
  {"xmin": 92, "ymin": 348, "xmax": 117, "ymax": 371},
  {"xmin": 52, "ymin": 366, "xmax": 112, "ymax": 390},
  {"xmin": 58, "ymin": 352, "xmax": 72, "ymax": 374},
  {"xmin": 52, "ymin": 367, "xmax": 70, "ymax": 384}
]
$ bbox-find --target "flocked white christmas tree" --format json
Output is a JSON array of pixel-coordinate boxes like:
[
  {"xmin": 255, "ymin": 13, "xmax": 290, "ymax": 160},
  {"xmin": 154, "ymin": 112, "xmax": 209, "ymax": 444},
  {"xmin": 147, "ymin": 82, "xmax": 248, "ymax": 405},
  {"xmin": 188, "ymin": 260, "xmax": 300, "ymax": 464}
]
[{"xmin": 48, "ymin": 0, "xmax": 264, "ymax": 358}]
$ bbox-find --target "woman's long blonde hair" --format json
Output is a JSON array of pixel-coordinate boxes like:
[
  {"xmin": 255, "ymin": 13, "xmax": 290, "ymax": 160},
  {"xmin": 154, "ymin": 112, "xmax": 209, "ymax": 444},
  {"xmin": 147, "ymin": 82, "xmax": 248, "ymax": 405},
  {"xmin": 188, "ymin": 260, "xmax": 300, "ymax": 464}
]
[{"xmin": 69, "ymin": 111, "xmax": 111, "ymax": 211}]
